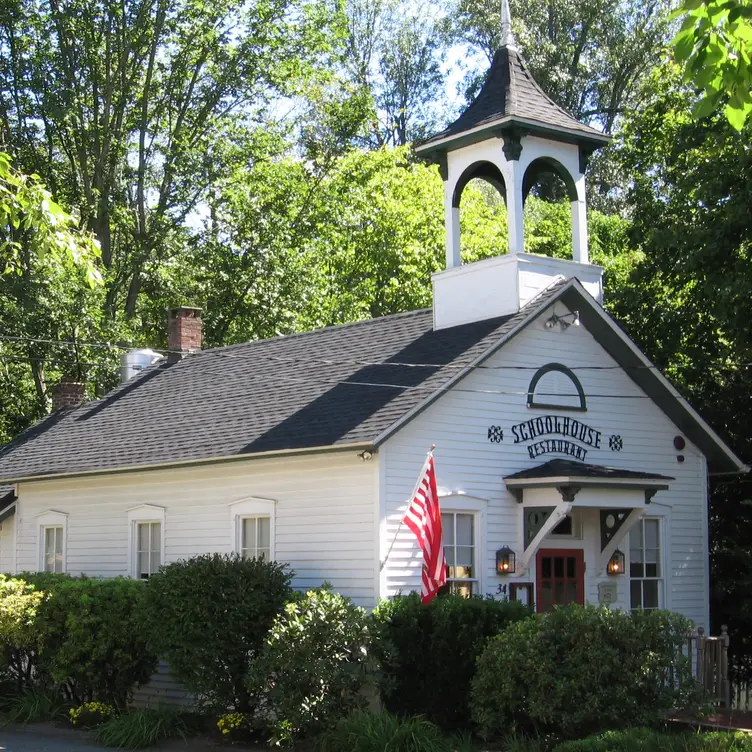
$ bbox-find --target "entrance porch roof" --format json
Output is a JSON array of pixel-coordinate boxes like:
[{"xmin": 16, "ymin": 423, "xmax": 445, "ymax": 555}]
[{"xmin": 505, "ymin": 459, "xmax": 674, "ymax": 495}]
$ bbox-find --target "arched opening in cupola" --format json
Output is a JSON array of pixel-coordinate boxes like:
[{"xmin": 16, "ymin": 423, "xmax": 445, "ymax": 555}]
[
  {"xmin": 522, "ymin": 157, "xmax": 579, "ymax": 260},
  {"xmin": 452, "ymin": 161, "xmax": 507, "ymax": 264}
]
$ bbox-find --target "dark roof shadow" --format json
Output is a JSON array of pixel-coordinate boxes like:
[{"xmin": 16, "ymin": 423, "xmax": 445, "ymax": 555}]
[
  {"xmin": 76, "ymin": 363, "xmax": 172, "ymax": 422},
  {"xmin": 241, "ymin": 317, "xmax": 505, "ymax": 454}
]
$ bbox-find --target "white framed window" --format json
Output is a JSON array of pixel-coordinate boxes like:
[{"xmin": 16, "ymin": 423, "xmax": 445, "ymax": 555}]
[
  {"xmin": 127, "ymin": 505, "xmax": 165, "ymax": 580},
  {"xmin": 229, "ymin": 497, "xmax": 276, "ymax": 561},
  {"xmin": 629, "ymin": 517, "xmax": 663, "ymax": 611},
  {"xmin": 36, "ymin": 511, "xmax": 67, "ymax": 573},
  {"xmin": 440, "ymin": 511, "xmax": 478, "ymax": 598}
]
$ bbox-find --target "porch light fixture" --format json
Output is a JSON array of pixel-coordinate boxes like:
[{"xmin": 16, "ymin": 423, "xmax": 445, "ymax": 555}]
[
  {"xmin": 544, "ymin": 311, "xmax": 580, "ymax": 331},
  {"xmin": 607, "ymin": 549, "xmax": 625, "ymax": 576},
  {"xmin": 496, "ymin": 546, "xmax": 516, "ymax": 575}
]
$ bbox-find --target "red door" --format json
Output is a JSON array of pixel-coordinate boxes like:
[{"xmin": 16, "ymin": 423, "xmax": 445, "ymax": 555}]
[{"xmin": 536, "ymin": 549, "xmax": 584, "ymax": 613}]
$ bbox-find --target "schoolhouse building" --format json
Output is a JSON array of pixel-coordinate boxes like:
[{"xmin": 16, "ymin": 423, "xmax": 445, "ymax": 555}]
[{"xmin": 0, "ymin": 0, "xmax": 744, "ymax": 651}]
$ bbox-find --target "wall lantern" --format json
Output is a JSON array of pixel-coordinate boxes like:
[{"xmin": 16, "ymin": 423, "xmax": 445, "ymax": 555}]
[
  {"xmin": 496, "ymin": 546, "xmax": 516, "ymax": 575},
  {"xmin": 607, "ymin": 549, "xmax": 625, "ymax": 576}
]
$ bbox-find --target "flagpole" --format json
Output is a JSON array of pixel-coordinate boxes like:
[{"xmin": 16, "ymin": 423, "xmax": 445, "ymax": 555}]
[{"xmin": 379, "ymin": 445, "xmax": 436, "ymax": 572}]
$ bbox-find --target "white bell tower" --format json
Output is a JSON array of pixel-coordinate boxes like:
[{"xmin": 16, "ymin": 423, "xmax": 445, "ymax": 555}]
[{"xmin": 415, "ymin": 0, "xmax": 611, "ymax": 330}]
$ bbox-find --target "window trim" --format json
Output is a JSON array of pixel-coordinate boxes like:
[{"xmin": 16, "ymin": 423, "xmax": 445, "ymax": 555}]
[
  {"xmin": 36, "ymin": 510, "xmax": 67, "ymax": 573},
  {"xmin": 228, "ymin": 496, "xmax": 276, "ymax": 560},
  {"xmin": 628, "ymin": 516, "xmax": 664, "ymax": 611},
  {"xmin": 438, "ymin": 493, "xmax": 486, "ymax": 598},
  {"xmin": 127, "ymin": 504, "xmax": 165, "ymax": 579}
]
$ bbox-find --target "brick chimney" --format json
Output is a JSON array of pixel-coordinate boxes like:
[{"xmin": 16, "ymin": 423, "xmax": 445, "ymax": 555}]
[
  {"xmin": 51, "ymin": 380, "xmax": 85, "ymax": 411},
  {"xmin": 168, "ymin": 306, "xmax": 202, "ymax": 362}
]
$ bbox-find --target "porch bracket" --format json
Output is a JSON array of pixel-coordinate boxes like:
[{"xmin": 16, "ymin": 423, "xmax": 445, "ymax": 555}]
[
  {"xmin": 510, "ymin": 488, "xmax": 524, "ymax": 504},
  {"xmin": 557, "ymin": 485, "xmax": 581, "ymax": 503},
  {"xmin": 596, "ymin": 507, "xmax": 646, "ymax": 575},
  {"xmin": 518, "ymin": 502, "xmax": 572, "ymax": 576}
]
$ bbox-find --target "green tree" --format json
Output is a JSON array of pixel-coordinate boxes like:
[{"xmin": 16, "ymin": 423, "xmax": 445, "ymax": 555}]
[
  {"xmin": 614, "ymin": 64, "xmax": 752, "ymax": 668},
  {"xmin": 0, "ymin": 0, "xmax": 345, "ymax": 320},
  {"xmin": 672, "ymin": 0, "xmax": 752, "ymax": 131}
]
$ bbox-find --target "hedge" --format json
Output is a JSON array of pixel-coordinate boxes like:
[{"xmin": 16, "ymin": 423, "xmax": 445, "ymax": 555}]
[
  {"xmin": 372, "ymin": 594, "xmax": 531, "ymax": 730},
  {"xmin": 471, "ymin": 604, "xmax": 700, "ymax": 740}
]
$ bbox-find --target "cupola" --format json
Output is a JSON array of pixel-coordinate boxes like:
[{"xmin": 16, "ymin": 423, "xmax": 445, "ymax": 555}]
[{"xmin": 416, "ymin": 0, "xmax": 611, "ymax": 330}]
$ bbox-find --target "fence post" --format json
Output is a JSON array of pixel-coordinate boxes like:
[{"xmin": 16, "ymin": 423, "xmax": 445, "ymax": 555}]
[
  {"xmin": 721, "ymin": 625, "xmax": 730, "ymax": 708},
  {"xmin": 697, "ymin": 627, "xmax": 706, "ymax": 690}
]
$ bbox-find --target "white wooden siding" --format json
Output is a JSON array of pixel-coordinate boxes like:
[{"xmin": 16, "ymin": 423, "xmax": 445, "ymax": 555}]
[
  {"xmin": 14, "ymin": 452, "xmax": 378, "ymax": 607},
  {"xmin": 0, "ymin": 516, "xmax": 14, "ymax": 574},
  {"xmin": 381, "ymin": 302, "xmax": 710, "ymax": 629}
]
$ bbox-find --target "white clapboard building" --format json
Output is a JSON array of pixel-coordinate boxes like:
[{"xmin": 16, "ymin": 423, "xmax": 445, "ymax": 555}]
[{"xmin": 0, "ymin": 4, "xmax": 745, "ymax": 662}]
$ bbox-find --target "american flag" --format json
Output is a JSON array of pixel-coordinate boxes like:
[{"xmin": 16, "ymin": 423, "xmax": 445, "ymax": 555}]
[{"xmin": 403, "ymin": 451, "xmax": 446, "ymax": 604}]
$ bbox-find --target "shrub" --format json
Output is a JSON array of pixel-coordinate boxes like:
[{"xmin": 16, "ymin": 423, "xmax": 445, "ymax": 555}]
[
  {"xmin": 471, "ymin": 604, "xmax": 699, "ymax": 740},
  {"xmin": 1, "ymin": 687, "xmax": 66, "ymax": 723},
  {"xmin": 252, "ymin": 588, "xmax": 373, "ymax": 745},
  {"xmin": 36, "ymin": 577, "xmax": 157, "ymax": 708},
  {"xmin": 315, "ymin": 710, "xmax": 451, "ymax": 752},
  {"xmin": 95, "ymin": 708, "xmax": 189, "ymax": 748},
  {"xmin": 0, "ymin": 574, "xmax": 69, "ymax": 692},
  {"xmin": 69, "ymin": 701, "xmax": 116, "ymax": 728},
  {"xmin": 372, "ymin": 594, "xmax": 531, "ymax": 729},
  {"xmin": 141, "ymin": 553, "xmax": 293, "ymax": 713},
  {"xmin": 217, "ymin": 711, "xmax": 254, "ymax": 741},
  {"xmin": 553, "ymin": 729, "xmax": 752, "ymax": 752}
]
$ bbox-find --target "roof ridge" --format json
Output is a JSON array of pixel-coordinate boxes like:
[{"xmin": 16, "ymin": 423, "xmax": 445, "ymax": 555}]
[{"xmin": 202, "ymin": 308, "xmax": 433, "ymax": 356}]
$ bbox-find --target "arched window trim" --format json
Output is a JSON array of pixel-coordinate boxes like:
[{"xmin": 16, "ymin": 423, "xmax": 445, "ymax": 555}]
[
  {"xmin": 522, "ymin": 157, "xmax": 578, "ymax": 203},
  {"xmin": 527, "ymin": 362, "xmax": 587, "ymax": 412},
  {"xmin": 452, "ymin": 161, "xmax": 507, "ymax": 208}
]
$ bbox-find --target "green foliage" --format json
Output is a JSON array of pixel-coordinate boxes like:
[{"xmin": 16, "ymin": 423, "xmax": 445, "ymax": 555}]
[
  {"xmin": 672, "ymin": 0, "xmax": 752, "ymax": 130},
  {"xmin": 0, "ymin": 575, "xmax": 48, "ymax": 691},
  {"xmin": 95, "ymin": 708, "xmax": 190, "ymax": 749},
  {"xmin": 315, "ymin": 710, "xmax": 453, "ymax": 752},
  {"xmin": 141, "ymin": 553, "xmax": 293, "ymax": 713},
  {"xmin": 553, "ymin": 729, "xmax": 752, "ymax": 752},
  {"xmin": 372, "ymin": 594, "xmax": 531, "ymax": 730},
  {"xmin": 251, "ymin": 588, "xmax": 373, "ymax": 745},
  {"xmin": 35, "ymin": 577, "xmax": 157, "ymax": 708},
  {"xmin": 0, "ymin": 688, "xmax": 66, "ymax": 724},
  {"xmin": 471, "ymin": 605, "xmax": 698, "ymax": 740},
  {"xmin": 68, "ymin": 701, "xmax": 116, "ymax": 728}
]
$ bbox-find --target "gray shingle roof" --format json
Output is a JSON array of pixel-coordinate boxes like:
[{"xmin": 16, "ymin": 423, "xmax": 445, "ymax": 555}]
[
  {"xmin": 0, "ymin": 286, "xmax": 564, "ymax": 481},
  {"xmin": 418, "ymin": 46, "xmax": 608, "ymax": 152},
  {"xmin": 505, "ymin": 459, "xmax": 674, "ymax": 482}
]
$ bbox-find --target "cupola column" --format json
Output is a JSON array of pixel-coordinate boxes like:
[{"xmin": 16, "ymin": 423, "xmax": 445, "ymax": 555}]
[
  {"xmin": 571, "ymin": 176, "xmax": 589, "ymax": 264},
  {"xmin": 444, "ymin": 182, "xmax": 461, "ymax": 268},
  {"xmin": 505, "ymin": 159, "xmax": 525, "ymax": 255}
]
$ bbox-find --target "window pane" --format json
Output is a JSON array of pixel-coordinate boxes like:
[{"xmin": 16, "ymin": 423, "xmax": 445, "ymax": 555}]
[
  {"xmin": 151, "ymin": 523, "xmax": 161, "ymax": 557},
  {"xmin": 54, "ymin": 528, "xmax": 63, "ymax": 556},
  {"xmin": 552, "ymin": 516, "xmax": 573, "ymax": 536},
  {"xmin": 45, "ymin": 553, "xmax": 55, "ymax": 572},
  {"xmin": 567, "ymin": 581, "xmax": 577, "ymax": 604},
  {"xmin": 456, "ymin": 546, "xmax": 473, "ymax": 568},
  {"xmin": 257, "ymin": 548, "xmax": 270, "ymax": 561},
  {"xmin": 442, "ymin": 514, "xmax": 454, "ymax": 545},
  {"xmin": 643, "ymin": 580, "xmax": 659, "ymax": 609},
  {"xmin": 258, "ymin": 518, "xmax": 271, "ymax": 549},
  {"xmin": 138, "ymin": 523, "xmax": 150, "ymax": 551},
  {"xmin": 453, "ymin": 582, "xmax": 473, "ymax": 599},
  {"xmin": 242, "ymin": 518, "xmax": 256, "ymax": 553},
  {"xmin": 54, "ymin": 554, "xmax": 63, "ymax": 574},
  {"xmin": 630, "ymin": 523, "xmax": 643, "ymax": 549},
  {"xmin": 45, "ymin": 527, "xmax": 55, "ymax": 555},
  {"xmin": 554, "ymin": 581, "xmax": 565, "ymax": 603},
  {"xmin": 566, "ymin": 557, "xmax": 576, "ymax": 578},
  {"xmin": 542, "ymin": 557, "xmax": 552, "ymax": 579},
  {"xmin": 554, "ymin": 557, "xmax": 564, "ymax": 578},
  {"xmin": 138, "ymin": 551, "xmax": 151, "ymax": 578},
  {"xmin": 630, "ymin": 561, "xmax": 644, "ymax": 578},
  {"xmin": 630, "ymin": 580, "xmax": 642, "ymax": 609},
  {"xmin": 645, "ymin": 519, "xmax": 659, "ymax": 549},
  {"xmin": 456, "ymin": 515, "xmax": 473, "ymax": 545},
  {"xmin": 444, "ymin": 547, "xmax": 455, "ymax": 568}
]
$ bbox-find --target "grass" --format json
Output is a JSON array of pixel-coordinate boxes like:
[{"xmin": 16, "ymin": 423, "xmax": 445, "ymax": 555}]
[
  {"xmin": 316, "ymin": 710, "xmax": 473, "ymax": 752},
  {"xmin": 551, "ymin": 729, "xmax": 752, "ymax": 752},
  {"xmin": 0, "ymin": 688, "xmax": 66, "ymax": 724},
  {"xmin": 94, "ymin": 708, "xmax": 190, "ymax": 749}
]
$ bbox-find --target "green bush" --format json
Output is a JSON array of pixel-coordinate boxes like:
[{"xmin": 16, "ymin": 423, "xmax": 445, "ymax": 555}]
[
  {"xmin": 372, "ymin": 594, "xmax": 531, "ymax": 729},
  {"xmin": 68, "ymin": 701, "xmax": 116, "ymax": 728},
  {"xmin": 252, "ymin": 588, "xmax": 373, "ymax": 745},
  {"xmin": 315, "ymin": 710, "xmax": 452, "ymax": 752},
  {"xmin": 471, "ymin": 605, "xmax": 699, "ymax": 740},
  {"xmin": 141, "ymin": 553, "xmax": 293, "ymax": 713},
  {"xmin": 95, "ymin": 708, "xmax": 189, "ymax": 748},
  {"xmin": 1, "ymin": 687, "xmax": 66, "ymax": 723},
  {"xmin": 36, "ymin": 577, "xmax": 157, "ymax": 708},
  {"xmin": 553, "ymin": 729, "xmax": 752, "ymax": 752},
  {"xmin": 0, "ymin": 575, "xmax": 50, "ymax": 691}
]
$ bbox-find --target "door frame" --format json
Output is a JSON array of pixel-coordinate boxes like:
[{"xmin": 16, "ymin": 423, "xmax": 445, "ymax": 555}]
[{"xmin": 535, "ymin": 548, "xmax": 585, "ymax": 613}]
